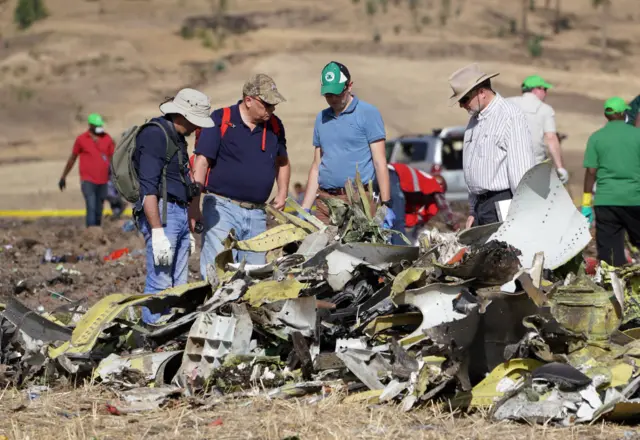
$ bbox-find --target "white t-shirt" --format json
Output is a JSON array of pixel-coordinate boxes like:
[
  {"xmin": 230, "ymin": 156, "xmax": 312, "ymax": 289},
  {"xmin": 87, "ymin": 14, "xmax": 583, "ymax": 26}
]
[{"xmin": 507, "ymin": 93, "xmax": 556, "ymax": 164}]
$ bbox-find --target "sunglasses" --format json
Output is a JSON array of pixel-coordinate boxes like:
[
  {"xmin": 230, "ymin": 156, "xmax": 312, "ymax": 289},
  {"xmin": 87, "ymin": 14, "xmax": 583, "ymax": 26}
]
[
  {"xmin": 252, "ymin": 96, "xmax": 276, "ymax": 110},
  {"xmin": 459, "ymin": 87, "xmax": 483, "ymax": 105}
]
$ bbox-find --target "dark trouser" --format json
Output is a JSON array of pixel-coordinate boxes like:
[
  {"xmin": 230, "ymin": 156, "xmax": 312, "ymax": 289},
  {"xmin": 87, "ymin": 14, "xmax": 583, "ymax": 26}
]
[
  {"xmin": 594, "ymin": 206, "xmax": 640, "ymax": 266},
  {"xmin": 472, "ymin": 189, "xmax": 513, "ymax": 227},
  {"xmin": 106, "ymin": 179, "xmax": 125, "ymax": 219},
  {"xmin": 81, "ymin": 181, "xmax": 107, "ymax": 227},
  {"xmin": 388, "ymin": 170, "xmax": 407, "ymax": 245}
]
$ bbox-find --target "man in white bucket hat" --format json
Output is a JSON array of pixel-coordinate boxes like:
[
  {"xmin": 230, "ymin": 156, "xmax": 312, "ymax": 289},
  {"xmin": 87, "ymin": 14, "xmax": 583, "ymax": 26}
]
[
  {"xmin": 132, "ymin": 88, "xmax": 214, "ymax": 325},
  {"xmin": 448, "ymin": 63, "xmax": 535, "ymax": 228}
]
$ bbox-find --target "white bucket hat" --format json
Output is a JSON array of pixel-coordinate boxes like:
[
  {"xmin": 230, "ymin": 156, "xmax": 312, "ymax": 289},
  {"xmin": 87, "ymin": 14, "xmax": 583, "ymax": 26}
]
[{"xmin": 159, "ymin": 88, "xmax": 215, "ymax": 128}]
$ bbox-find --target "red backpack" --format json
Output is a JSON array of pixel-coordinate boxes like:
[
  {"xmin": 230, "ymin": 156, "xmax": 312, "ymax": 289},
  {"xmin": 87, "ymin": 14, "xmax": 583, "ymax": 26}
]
[{"xmin": 189, "ymin": 107, "xmax": 281, "ymax": 187}]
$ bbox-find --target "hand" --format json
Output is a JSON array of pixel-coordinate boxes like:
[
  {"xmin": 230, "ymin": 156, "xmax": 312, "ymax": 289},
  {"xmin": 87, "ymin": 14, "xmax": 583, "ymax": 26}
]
[
  {"xmin": 58, "ymin": 178, "xmax": 66, "ymax": 191},
  {"xmin": 383, "ymin": 206, "xmax": 396, "ymax": 229},
  {"xmin": 557, "ymin": 168, "xmax": 569, "ymax": 184},
  {"xmin": 450, "ymin": 222, "xmax": 461, "ymax": 232},
  {"xmin": 271, "ymin": 195, "xmax": 286, "ymax": 211},
  {"xmin": 465, "ymin": 215, "xmax": 475, "ymax": 229},
  {"xmin": 297, "ymin": 208, "xmax": 312, "ymax": 220},
  {"xmin": 188, "ymin": 204, "xmax": 203, "ymax": 233},
  {"xmin": 189, "ymin": 233, "xmax": 196, "ymax": 255},
  {"xmin": 581, "ymin": 206, "xmax": 594, "ymax": 225},
  {"xmin": 151, "ymin": 228, "xmax": 173, "ymax": 266}
]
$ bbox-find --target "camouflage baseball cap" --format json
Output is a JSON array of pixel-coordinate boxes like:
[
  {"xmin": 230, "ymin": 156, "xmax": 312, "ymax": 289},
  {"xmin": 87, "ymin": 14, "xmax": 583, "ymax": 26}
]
[{"xmin": 242, "ymin": 73, "xmax": 286, "ymax": 105}]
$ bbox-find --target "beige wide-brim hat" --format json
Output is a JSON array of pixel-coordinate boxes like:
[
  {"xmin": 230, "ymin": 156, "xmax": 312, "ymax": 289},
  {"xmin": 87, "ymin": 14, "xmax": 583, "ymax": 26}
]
[
  {"xmin": 160, "ymin": 88, "xmax": 215, "ymax": 128},
  {"xmin": 448, "ymin": 63, "xmax": 500, "ymax": 106}
]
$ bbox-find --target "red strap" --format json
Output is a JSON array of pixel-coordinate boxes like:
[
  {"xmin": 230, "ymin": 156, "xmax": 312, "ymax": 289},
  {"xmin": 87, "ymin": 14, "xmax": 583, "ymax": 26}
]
[
  {"xmin": 221, "ymin": 107, "xmax": 231, "ymax": 138},
  {"xmin": 269, "ymin": 116, "xmax": 280, "ymax": 136}
]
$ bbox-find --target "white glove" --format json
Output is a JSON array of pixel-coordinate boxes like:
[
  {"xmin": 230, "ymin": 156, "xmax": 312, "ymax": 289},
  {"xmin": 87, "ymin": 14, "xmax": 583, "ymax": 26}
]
[
  {"xmin": 151, "ymin": 228, "xmax": 173, "ymax": 266},
  {"xmin": 557, "ymin": 167, "xmax": 569, "ymax": 184},
  {"xmin": 189, "ymin": 233, "xmax": 196, "ymax": 255}
]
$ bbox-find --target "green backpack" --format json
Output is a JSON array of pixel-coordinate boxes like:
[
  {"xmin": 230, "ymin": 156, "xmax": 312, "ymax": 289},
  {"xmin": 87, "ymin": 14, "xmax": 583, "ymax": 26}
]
[{"xmin": 110, "ymin": 121, "xmax": 186, "ymax": 225}]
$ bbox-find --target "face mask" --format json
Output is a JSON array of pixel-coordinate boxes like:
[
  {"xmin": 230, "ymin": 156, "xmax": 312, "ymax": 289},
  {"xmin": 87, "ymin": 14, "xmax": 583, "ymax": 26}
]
[{"xmin": 94, "ymin": 127, "xmax": 105, "ymax": 134}]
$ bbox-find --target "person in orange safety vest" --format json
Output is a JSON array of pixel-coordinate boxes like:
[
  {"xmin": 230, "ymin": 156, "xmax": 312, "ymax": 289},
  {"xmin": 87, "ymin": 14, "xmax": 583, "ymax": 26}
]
[{"xmin": 388, "ymin": 163, "xmax": 459, "ymax": 244}]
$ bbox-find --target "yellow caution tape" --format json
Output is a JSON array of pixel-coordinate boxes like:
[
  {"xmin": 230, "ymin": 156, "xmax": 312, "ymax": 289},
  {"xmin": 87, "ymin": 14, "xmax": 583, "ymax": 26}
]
[{"xmin": 0, "ymin": 209, "xmax": 133, "ymax": 218}]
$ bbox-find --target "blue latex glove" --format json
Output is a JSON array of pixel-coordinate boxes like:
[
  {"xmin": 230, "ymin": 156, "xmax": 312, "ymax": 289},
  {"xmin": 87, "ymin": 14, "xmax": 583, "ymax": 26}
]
[
  {"xmin": 297, "ymin": 208, "xmax": 312, "ymax": 220},
  {"xmin": 581, "ymin": 206, "xmax": 594, "ymax": 224},
  {"xmin": 383, "ymin": 207, "xmax": 396, "ymax": 229}
]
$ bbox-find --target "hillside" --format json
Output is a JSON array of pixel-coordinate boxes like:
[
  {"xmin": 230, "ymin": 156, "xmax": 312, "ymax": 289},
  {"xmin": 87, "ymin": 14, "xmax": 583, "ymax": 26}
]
[{"xmin": 1, "ymin": 0, "xmax": 639, "ymax": 209}]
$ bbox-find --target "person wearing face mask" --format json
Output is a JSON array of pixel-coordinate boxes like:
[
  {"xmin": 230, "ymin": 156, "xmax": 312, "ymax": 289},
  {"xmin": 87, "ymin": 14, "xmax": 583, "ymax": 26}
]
[
  {"xmin": 507, "ymin": 75, "xmax": 568, "ymax": 184},
  {"xmin": 133, "ymin": 88, "xmax": 214, "ymax": 324},
  {"xmin": 300, "ymin": 61, "xmax": 394, "ymax": 229},
  {"xmin": 59, "ymin": 113, "xmax": 115, "ymax": 228},
  {"xmin": 448, "ymin": 63, "xmax": 535, "ymax": 228},
  {"xmin": 191, "ymin": 74, "xmax": 290, "ymax": 280}
]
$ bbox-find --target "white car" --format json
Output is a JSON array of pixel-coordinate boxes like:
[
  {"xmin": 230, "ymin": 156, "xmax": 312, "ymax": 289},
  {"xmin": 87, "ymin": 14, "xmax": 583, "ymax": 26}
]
[{"xmin": 385, "ymin": 126, "xmax": 468, "ymax": 201}]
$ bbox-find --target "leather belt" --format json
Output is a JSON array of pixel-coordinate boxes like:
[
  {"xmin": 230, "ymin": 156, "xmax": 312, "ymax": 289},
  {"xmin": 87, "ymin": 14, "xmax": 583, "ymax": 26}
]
[
  {"xmin": 207, "ymin": 192, "xmax": 265, "ymax": 210},
  {"xmin": 165, "ymin": 196, "xmax": 189, "ymax": 208},
  {"xmin": 475, "ymin": 189, "xmax": 511, "ymax": 203},
  {"xmin": 320, "ymin": 187, "xmax": 348, "ymax": 196}
]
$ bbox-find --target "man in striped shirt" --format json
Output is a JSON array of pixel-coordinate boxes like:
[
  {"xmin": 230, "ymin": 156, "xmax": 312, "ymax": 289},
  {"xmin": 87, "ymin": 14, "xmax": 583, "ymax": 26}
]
[{"xmin": 448, "ymin": 63, "xmax": 535, "ymax": 228}]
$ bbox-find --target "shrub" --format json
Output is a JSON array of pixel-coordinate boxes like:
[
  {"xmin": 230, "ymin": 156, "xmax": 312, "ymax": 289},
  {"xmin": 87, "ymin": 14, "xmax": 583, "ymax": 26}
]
[{"xmin": 14, "ymin": 0, "xmax": 48, "ymax": 30}]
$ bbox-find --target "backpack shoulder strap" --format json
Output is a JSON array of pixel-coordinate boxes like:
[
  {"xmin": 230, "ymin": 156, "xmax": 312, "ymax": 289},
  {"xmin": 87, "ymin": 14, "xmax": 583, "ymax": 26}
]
[
  {"xmin": 269, "ymin": 116, "xmax": 281, "ymax": 137},
  {"xmin": 143, "ymin": 121, "xmax": 176, "ymax": 226},
  {"xmin": 220, "ymin": 107, "xmax": 232, "ymax": 138}
]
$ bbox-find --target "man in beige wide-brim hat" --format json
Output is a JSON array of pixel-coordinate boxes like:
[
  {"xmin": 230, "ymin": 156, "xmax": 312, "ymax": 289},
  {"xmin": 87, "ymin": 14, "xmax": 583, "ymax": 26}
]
[
  {"xmin": 133, "ymin": 87, "xmax": 214, "ymax": 324},
  {"xmin": 448, "ymin": 63, "xmax": 535, "ymax": 228}
]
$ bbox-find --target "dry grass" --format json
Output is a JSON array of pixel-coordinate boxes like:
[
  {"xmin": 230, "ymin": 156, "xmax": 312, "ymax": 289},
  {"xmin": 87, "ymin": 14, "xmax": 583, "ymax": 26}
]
[{"xmin": 0, "ymin": 383, "xmax": 633, "ymax": 439}]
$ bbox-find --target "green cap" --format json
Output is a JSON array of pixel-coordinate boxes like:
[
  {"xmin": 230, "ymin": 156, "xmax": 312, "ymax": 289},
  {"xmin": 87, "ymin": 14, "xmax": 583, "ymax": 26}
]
[
  {"xmin": 604, "ymin": 97, "xmax": 632, "ymax": 115},
  {"xmin": 321, "ymin": 61, "xmax": 351, "ymax": 95},
  {"xmin": 87, "ymin": 113, "xmax": 104, "ymax": 127},
  {"xmin": 522, "ymin": 75, "xmax": 553, "ymax": 90}
]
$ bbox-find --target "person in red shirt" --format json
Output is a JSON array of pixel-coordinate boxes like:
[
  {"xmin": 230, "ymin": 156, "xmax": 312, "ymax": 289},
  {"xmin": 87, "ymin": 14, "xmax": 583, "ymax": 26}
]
[
  {"xmin": 388, "ymin": 163, "xmax": 460, "ymax": 244},
  {"xmin": 58, "ymin": 113, "xmax": 115, "ymax": 227}
]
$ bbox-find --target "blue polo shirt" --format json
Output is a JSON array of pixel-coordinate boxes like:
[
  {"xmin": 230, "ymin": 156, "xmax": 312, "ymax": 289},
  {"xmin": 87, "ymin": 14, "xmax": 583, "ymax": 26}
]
[
  {"xmin": 133, "ymin": 116, "xmax": 192, "ymax": 206},
  {"xmin": 195, "ymin": 103, "xmax": 287, "ymax": 204},
  {"xmin": 313, "ymin": 96, "xmax": 386, "ymax": 189}
]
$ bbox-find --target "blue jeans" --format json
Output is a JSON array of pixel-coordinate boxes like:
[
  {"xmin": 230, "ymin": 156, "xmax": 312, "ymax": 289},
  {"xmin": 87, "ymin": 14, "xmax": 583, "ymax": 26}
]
[
  {"xmin": 389, "ymin": 170, "xmax": 407, "ymax": 245},
  {"xmin": 138, "ymin": 200, "xmax": 190, "ymax": 324},
  {"xmin": 200, "ymin": 194, "xmax": 267, "ymax": 279},
  {"xmin": 81, "ymin": 181, "xmax": 107, "ymax": 227}
]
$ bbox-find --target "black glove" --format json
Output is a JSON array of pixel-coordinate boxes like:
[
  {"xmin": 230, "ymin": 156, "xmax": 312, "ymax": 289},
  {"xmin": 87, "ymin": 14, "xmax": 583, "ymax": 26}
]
[{"xmin": 58, "ymin": 178, "xmax": 66, "ymax": 191}]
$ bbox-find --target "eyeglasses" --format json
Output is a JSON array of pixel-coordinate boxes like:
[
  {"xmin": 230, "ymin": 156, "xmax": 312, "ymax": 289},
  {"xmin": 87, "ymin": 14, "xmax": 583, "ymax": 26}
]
[
  {"xmin": 459, "ymin": 88, "xmax": 481, "ymax": 105},
  {"xmin": 252, "ymin": 97, "xmax": 276, "ymax": 110}
]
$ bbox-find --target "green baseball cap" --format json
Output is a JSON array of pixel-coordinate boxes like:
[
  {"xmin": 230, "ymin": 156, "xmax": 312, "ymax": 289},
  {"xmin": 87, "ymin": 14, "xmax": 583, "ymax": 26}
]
[
  {"xmin": 522, "ymin": 75, "xmax": 553, "ymax": 90},
  {"xmin": 604, "ymin": 97, "xmax": 632, "ymax": 115},
  {"xmin": 87, "ymin": 113, "xmax": 104, "ymax": 127},
  {"xmin": 321, "ymin": 61, "xmax": 351, "ymax": 95}
]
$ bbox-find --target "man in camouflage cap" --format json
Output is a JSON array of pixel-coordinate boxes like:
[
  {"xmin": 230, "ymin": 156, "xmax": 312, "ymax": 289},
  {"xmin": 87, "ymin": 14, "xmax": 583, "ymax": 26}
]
[{"xmin": 191, "ymin": 73, "xmax": 290, "ymax": 279}]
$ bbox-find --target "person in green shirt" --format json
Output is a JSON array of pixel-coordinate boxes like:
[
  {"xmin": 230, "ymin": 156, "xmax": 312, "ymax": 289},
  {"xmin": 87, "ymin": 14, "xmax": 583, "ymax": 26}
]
[
  {"xmin": 626, "ymin": 94, "xmax": 640, "ymax": 127},
  {"xmin": 581, "ymin": 96, "xmax": 640, "ymax": 266}
]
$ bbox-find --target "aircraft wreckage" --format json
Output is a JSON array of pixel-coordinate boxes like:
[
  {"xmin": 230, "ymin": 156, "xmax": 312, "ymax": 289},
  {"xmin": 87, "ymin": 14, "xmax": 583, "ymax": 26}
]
[{"xmin": 3, "ymin": 162, "xmax": 640, "ymax": 425}]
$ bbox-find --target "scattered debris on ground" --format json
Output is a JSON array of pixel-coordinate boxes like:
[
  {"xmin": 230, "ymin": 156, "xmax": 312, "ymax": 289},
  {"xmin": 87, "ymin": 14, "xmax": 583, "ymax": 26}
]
[{"xmin": 3, "ymin": 162, "xmax": 640, "ymax": 428}]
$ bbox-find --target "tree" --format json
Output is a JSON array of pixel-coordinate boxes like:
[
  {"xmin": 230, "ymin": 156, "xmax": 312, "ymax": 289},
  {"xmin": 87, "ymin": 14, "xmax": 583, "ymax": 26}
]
[
  {"xmin": 553, "ymin": 0, "xmax": 562, "ymax": 34},
  {"xmin": 208, "ymin": 0, "xmax": 230, "ymax": 48},
  {"xmin": 592, "ymin": 0, "xmax": 610, "ymax": 58},
  {"xmin": 520, "ymin": 0, "xmax": 528, "ymax": 42}
]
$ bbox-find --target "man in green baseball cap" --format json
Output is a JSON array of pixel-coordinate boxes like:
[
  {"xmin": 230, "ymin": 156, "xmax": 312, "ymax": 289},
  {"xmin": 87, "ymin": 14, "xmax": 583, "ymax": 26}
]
[
  {"xmin": 59, "ymin": 112, "xmax": 116, "ymax": 227},
  {"xmin": 299, "ymin": 61, "xmax": 395, "ymax": 235},
  {"xmin": 581, "ymin": 96, "xmax": 640, "ymax": 266},
  {"xmin": 507, "ymin": 74, "xmax": 568, "ymax": 184}
]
